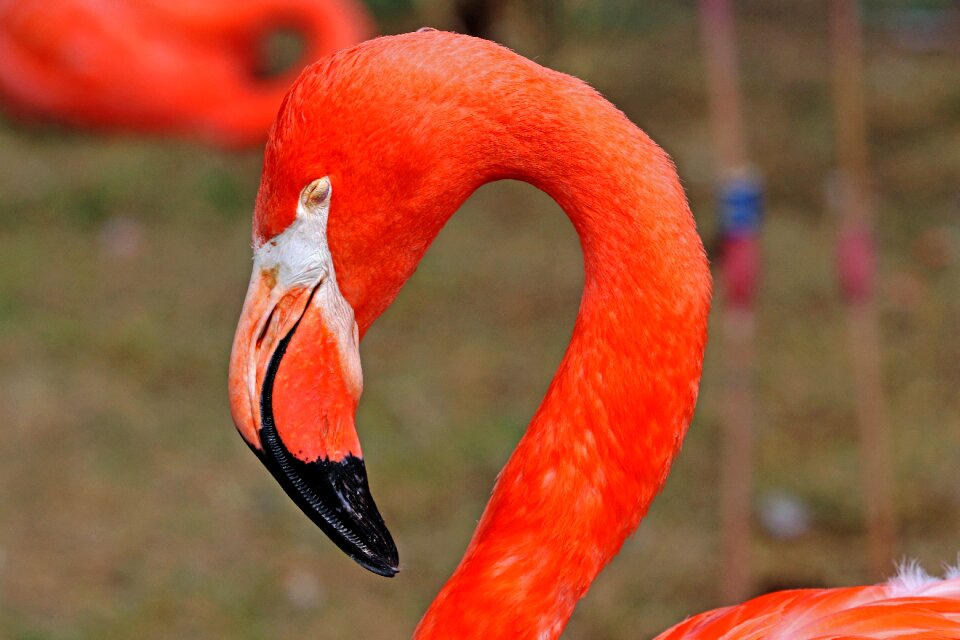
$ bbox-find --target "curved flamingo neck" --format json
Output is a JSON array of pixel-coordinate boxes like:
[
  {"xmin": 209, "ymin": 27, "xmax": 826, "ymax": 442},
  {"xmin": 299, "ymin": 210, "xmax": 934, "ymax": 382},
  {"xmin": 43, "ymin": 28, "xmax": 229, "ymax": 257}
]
[
  {"xmin": 408, "ymin": 58, "xmax": 712, "ymax": 640},
  {"xmin": 260, "ymin": 33, "xmax": 711, "ymax": 639}
]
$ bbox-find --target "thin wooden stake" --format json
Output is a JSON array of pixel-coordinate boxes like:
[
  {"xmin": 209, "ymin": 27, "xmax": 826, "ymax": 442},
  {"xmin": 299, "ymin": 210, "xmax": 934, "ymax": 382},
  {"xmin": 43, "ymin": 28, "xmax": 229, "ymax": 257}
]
[
  {"xmin": 829, "ymin": 0, "xmax": 897, "ymax": 580},
  {"xmin": 719, "ymin": 306, "xmax": 755, "ymax": 603},
  {"xmin": 700, "ymin": 0, "xmax": 759, "ymax": 604}
]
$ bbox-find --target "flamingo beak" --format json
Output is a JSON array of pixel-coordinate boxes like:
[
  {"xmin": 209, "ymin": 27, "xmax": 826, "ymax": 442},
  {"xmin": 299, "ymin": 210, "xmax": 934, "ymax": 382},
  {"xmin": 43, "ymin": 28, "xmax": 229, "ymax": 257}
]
[{"xmin": 228, "ymin": 179, "xmax": 399, "ymax": 577}]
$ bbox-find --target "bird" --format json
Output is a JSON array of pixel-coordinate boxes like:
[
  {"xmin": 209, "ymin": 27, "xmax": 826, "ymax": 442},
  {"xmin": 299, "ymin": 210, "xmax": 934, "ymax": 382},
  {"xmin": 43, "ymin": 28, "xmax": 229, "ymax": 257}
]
[
  {"xmin": 226, "ymin": 30, "xmax": 960, "ymax": 639},
  {"xmin": 0, "ymin": 0, "xmax": 371, "ymax": 147}
]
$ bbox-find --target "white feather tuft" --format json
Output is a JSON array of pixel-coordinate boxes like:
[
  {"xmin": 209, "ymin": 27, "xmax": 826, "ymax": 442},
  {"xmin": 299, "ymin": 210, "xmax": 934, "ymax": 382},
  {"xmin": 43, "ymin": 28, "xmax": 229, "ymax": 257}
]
[
  {"xmin": 885, "ymin": 559, "xmax": 936, "ymax": 597},
  {"xmin": 945, "ymin": 555, "xmax": 960, "ymax": 580},
  {"xmin": 884, "ymin": 557, "xmax": 960, "ymax": 598}
]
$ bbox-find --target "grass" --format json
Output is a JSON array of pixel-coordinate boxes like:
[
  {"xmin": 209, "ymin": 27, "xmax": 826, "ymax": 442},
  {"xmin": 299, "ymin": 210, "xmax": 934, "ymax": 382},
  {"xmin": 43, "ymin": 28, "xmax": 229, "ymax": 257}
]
[{"xmin": 1, "ymin": 3, "xmax": 959, "ymax": 639}]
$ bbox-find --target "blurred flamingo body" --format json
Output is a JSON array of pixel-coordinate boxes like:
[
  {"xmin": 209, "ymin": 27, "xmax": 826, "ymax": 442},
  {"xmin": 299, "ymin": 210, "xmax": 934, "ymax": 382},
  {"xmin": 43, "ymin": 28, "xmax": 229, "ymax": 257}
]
[
  {"xmin": 0, "ymin": 0, "xmax": 371, "ymax": 147},
  {"xmin": 227, "ymin": 31, "xmax": 960, "ymax": 638}
]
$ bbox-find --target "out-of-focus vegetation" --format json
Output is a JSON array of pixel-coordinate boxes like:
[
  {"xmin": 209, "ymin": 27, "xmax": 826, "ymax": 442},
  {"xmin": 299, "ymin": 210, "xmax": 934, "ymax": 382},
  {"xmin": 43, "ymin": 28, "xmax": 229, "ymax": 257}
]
[{"xmin": 1, "ymin": 2, "xmax": 958, "ymax": 639}]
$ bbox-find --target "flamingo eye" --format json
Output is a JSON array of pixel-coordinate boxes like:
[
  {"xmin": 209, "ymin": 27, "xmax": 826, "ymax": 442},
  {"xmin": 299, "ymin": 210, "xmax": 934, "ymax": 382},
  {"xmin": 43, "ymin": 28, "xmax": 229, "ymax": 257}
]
[{"xmin": 299, "ymin": 176, "xmax": 332, "ymax": 213}]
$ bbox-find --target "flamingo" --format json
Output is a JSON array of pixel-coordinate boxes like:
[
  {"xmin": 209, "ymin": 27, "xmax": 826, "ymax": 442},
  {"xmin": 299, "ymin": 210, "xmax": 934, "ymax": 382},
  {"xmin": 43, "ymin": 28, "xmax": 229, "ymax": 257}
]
[
  {"xmin": 227, "ymin": 30, "xmax": 960, "ymax": 639},
  {"xmin": 0, "ymin": 0, "xmax": 370, "ymax": 147}
]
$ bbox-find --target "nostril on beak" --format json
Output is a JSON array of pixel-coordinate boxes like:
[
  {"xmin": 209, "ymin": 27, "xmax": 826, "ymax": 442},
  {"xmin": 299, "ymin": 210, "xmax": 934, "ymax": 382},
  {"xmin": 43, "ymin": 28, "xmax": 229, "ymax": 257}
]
[{"xmin": 256, "ymin": 306, "xmax": 277, "ymax": 349}]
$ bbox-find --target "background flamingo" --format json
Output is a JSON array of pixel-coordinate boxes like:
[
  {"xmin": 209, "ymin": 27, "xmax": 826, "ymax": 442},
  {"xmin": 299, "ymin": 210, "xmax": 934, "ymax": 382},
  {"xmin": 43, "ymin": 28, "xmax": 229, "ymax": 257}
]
[
  {"xmin": 228, "ymin": 31, "xmax": 960, "ymax": 638},
  {"xmin": 0, "ymin": 0, "xmax": 371, "ymax": 147}
]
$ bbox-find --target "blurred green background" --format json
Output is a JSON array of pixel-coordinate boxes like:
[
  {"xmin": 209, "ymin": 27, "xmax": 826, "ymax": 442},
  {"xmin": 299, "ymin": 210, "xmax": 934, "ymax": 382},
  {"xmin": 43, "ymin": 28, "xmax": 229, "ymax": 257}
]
[{"xmin": 1, "ymin": 1, "xmax": 959, "ymax": 638}]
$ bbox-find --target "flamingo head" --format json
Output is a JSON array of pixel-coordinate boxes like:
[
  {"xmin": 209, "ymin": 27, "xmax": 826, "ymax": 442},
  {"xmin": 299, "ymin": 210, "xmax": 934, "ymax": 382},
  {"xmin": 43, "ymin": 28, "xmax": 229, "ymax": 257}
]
[
  {"xmin": 228, "ymin": 32, "xmax": 491, "ymax": 578},
  {"xmin": 228, "ymin": 170, "xmax": 403, "ymax": 577}
]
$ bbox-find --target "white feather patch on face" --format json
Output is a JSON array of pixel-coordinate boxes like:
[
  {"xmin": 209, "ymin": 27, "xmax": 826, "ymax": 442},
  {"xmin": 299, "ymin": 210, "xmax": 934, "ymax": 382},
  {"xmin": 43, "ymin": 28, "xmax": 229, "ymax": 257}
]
[{"xmin": 252, "ymin": 177, "xmax": 363, "ymax": 397}]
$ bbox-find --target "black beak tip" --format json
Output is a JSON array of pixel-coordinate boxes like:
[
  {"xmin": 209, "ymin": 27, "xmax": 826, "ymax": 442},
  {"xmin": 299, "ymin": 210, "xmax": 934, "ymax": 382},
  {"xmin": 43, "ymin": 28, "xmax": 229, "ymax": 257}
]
[
  {"xmin": 358, "ymin": 553, "xmax": 400, "ymax": 578},
  {"xmin": 249, "ymin": 438, "xmax": 401, "ymax": 578},
  {"xmin": 325, "ymin": 454, "xmax": 401, "ymax": 577}
]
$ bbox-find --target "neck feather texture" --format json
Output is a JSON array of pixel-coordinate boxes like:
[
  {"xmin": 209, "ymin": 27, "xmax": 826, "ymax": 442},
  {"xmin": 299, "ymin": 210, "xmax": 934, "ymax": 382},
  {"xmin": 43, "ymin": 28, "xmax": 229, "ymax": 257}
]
[{"xmin": 405, "ymin": 40, "xmax": 712, "ymax": 640}]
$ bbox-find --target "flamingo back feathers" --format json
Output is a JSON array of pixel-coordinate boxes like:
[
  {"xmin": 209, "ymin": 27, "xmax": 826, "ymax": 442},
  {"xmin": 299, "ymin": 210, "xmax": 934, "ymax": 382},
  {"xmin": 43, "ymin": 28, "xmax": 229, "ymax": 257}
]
[{"xmin": 658, "ymin": 569, "xmax": 960, "ymax": 640}]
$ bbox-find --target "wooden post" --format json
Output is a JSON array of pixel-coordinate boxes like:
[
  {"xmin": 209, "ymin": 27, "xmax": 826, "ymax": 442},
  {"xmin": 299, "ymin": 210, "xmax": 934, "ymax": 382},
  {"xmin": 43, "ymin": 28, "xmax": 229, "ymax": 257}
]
[
  {"xmin": 828, "ymin": 0, "xmax": 897, "ymax": 580},
  {"xmin": 699, "ymin": 0, "xmax": 761, "ymax": 604},
  {"xmin": 700, "ymin": 0, "xmax": 748, "ymax": 171}
]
